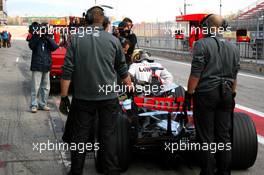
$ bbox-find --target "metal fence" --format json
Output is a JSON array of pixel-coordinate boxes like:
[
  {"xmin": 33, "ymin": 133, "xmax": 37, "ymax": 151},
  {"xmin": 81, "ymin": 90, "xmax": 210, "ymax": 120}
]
[
  {"xmin": 137, "ymin": 36, "xmax": 189, "ymax": 51},
  {"xmin": 137, "ymin": 36, "xmax": 264, "ymax": 63},
  {"xmin": 236, "ymin": 41, "xmax": 264, "ymax": 63},
  {"xmin": 134, "ymin": 21, "xmax": 191, "ymax": 51},
  {"xmin": 134, "ymin": 22, "xmax": 264, "ymax": 64}
]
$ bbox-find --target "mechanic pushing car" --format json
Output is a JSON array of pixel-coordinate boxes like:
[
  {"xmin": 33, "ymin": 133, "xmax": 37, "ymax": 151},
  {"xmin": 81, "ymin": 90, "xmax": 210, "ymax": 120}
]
[
  {"xmin": 185, "ymin": 14, "xmax": 240, "ymax": 175},
  {"xmin": 59, "ymin": 6, "xmax": 133, "ymax": 175}
]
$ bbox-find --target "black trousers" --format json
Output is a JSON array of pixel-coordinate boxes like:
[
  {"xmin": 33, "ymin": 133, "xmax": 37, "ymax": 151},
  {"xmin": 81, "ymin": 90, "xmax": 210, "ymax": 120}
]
[
  {"xmin": 3, "ymin": 39, "xmax": 8, "ymax": 48},
  {"xmin": 64, "ymin": 98, "xmax": 120, "ymax": 175},
  {"xmin": 193, "ymin": 87, "xmax": 233, "ymax": 175}
]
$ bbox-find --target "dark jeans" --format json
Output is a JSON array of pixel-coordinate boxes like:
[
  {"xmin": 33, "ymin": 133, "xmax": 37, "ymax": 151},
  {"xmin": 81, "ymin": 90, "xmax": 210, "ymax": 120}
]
[
  {"xmin": 3, "ymin": 39, "xmax": 8, "ymax": 48},
  {"xmin": 193, "ymin": 86, "xmax": 233, "ymax": 175},
  {"xmin": 7, "ymin": 40, "xmax": 11, "ymax": 47},
  {"xmin": 64, "ymin": 98, "xmax": 121, "ymax": 175}
]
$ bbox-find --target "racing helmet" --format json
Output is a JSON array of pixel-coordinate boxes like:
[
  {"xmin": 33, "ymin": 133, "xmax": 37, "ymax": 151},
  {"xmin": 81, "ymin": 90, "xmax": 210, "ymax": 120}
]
[{"xmin": 131, "ymin": 49, "xmax": 154, "ymax": 63}]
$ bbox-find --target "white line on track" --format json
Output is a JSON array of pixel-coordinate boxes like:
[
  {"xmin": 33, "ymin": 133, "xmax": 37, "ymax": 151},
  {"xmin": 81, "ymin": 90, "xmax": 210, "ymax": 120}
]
[
  {"xmin": 236, "ymin": 104, "xmax": 264, "ymax": 118},
  {"xmin": 156, "ymin": 57, "xmax": 264, "ymax": 80},
  {"xmin": 238, "ymin": 73, "xmax": 264, "ymax": 80}
]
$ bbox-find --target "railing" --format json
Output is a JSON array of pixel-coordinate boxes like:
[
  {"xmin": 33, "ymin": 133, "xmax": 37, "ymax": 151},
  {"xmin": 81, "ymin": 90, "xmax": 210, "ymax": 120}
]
[
  {"xmin": 137, "ymin": 36, "xmax": 264, "ymax": 64},
  {"xmin": 237, "ymin": 0, "xmax": 264, "ymax": 19},
  {"xmin": 236, "ymin": 41, "xmax": 264, "ymax": 64},
  {"xmin": 137, "ymin": 36, "xmax": 189, "ymax": 51}
]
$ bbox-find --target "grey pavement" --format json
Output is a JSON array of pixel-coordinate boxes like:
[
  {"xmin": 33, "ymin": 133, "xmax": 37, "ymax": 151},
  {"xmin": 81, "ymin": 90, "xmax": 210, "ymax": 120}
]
[{"xmin": 0, "ymin": 41, "xmax": 66, "ymax": 175}]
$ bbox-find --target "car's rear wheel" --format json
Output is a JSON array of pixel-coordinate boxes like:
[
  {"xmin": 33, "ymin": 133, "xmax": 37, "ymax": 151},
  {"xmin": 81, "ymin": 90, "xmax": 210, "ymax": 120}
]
[
  {"xmin": 94, "ymin": 114, "xmax": 130, "ymax": 173},
  {"xmin": 232, "ymin": 112, "xmax": 258, "ymax": 169},
  {"xmin": 117, "ymin": 114, "xmax": 130, "ymax": 172}
]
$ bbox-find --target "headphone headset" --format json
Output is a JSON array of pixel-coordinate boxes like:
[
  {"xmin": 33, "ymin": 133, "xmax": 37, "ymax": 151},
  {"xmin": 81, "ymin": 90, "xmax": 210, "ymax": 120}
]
[
  {"xmin": 201, "ymin": 14, "xmax": 214, "ymax": 28},
  {"xmin": 85, "ymin": 6, "xmax": 104, "ymax": 25},
  {"xmin": 201, "ymin": 14, "xmax": 228, "ymax": 32}
]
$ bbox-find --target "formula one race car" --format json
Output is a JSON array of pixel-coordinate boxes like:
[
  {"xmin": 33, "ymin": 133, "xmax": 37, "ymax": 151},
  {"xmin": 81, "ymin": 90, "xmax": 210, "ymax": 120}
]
[{"xmin": 94, "ymin": 70, "xmax": 258, "ymax": 173}]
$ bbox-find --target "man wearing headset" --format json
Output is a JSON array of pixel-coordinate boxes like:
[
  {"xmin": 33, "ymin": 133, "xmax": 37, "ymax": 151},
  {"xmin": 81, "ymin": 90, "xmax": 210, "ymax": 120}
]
[
  {"xmin": 59, "ymin": 6, "xmax": 132, "ymax": 175},
  {"xmin": 185, "ymin": 14, "xmax": 240, "ymax": 175}
]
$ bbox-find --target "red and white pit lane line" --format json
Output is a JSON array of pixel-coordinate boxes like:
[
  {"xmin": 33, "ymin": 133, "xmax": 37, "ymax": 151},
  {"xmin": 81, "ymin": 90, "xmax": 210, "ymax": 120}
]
[{"xmin": 182, "ymin": 85, "xmax": 264, "ymax": 145}]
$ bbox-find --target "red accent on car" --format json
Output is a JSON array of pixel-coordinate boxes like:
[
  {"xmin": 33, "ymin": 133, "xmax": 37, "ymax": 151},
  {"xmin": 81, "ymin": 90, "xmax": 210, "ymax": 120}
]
[
  {"xmin": 134, "ymin": 96, "xmax": 187, "ymax": 112},
  {"xmin": 50, "ymin": 47, "xmax": 67, "ymax": 78}
]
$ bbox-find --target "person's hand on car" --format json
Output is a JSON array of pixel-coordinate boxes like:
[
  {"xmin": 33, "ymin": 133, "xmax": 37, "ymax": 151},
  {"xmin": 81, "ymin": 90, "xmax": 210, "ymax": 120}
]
[
  {"xmin": 184, "ymin": 91, "xmax": 193, "ymax": 111},
  {"xmin": 127, "ymin": 82, "xmax": 135, "ymax": 93},
  {"xmin": 59, "ymin": 96, "xmax": 71, "ymax": 115},
  {"xmin": 122, "ymin": 75, "xmax": 135, "ymax": 93}
]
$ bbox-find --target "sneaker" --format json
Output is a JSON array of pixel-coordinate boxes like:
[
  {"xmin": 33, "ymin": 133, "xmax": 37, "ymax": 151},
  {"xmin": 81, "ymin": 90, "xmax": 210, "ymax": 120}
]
[
  {"xmin": 39, "ymin": 106, "xmax": 50, "ymax": 111},
  {"xmin": 31, "ymin": 106, "xmax": 37, "ymax": 113}
]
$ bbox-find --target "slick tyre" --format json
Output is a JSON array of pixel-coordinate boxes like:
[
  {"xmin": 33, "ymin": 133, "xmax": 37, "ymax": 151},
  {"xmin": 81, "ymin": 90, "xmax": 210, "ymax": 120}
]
[
  {"xmin": 232, "ymin": 112, "xmax": 258, "ymax": 169},
  {"xmin": 116, "ymin": 114, "xmax": 130, "ymax": 172},
  {"xmin": 94, "ymin": 114, "xmax": 131, "ymax": 173}
]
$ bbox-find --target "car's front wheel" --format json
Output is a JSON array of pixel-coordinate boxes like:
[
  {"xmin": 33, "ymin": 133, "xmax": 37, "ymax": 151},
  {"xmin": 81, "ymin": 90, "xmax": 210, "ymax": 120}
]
[{"xmin": 94, "ymin": 113, "xmax": 130, "ymax": 173}]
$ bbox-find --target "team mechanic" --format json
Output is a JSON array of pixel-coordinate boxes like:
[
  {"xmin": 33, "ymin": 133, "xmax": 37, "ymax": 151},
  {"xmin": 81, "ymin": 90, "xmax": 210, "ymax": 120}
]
[
  {"xmin": 59, "ymin": 6, "xmax": 133, "ymax": 175},
  {"xmin": 185, "ymin": 14, "xmax": 240, "ymax": 175}
]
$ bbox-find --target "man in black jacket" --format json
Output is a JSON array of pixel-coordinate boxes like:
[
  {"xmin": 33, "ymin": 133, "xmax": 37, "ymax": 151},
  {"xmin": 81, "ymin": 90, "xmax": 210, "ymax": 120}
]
[
  {"xmin": 28, "ymin": 22, "xmax": 59, "ymax": 113},
  {"xmin": 186, "ymin": 15, "xmax": 240, "ymax": 175},
  {"xmin": 59, "ymin": 6, "xmax": 133, "ymax": 175}
]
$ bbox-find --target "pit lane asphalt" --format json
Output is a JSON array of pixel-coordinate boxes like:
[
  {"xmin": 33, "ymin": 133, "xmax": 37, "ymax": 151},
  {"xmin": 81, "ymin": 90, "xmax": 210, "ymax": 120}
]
[{"xmin": 0, "ymin": 40, "xmax": 263, "ymax": 175}]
